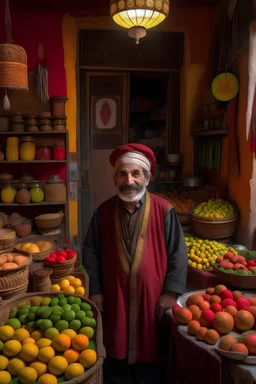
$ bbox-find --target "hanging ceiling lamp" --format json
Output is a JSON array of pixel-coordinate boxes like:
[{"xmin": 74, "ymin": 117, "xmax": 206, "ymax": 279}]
[
  {"xmin": 110, "ymin": 0, "xmax": 170, "ymax": 44},
  {"xmin": 0, "ymin": 0, "xmax": 28, "ymax": 110}
]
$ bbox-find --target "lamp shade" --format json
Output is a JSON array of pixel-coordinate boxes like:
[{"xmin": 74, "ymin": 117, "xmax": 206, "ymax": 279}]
[
  {"xmin": 0, "ymin": 43, "xmax": 28, "ymax": 90},
  {"xmin": 110, "ymin": 0, "xmax": 170, "ymax": 30}
]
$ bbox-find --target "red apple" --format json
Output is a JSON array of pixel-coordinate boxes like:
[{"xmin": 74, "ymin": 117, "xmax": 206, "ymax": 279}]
[
  {"xmin": 221, "ymin": 299, "xmax": 237, "ymax": 309},
  {"xmin": 210, "ymin": 303, "xmax": 223, "ymax": 313},
  {"xmin": 247, "ymin": 260, "xmax": 256, "ymax": 267},
  {"xmin": 220, "ymin": 289, "xmax": 233, "ymax": 300},
  {"xmin": 67, "ymin": 250, "xmax": 77, "ymax": 257},
  {"xmin": 199, "ymin": 309, "xmax": 215, "ymax": 328},
  {"xmin": 49, "ymin": 252, "xmax": 57, "ymax": 259},
  {"xmin": 224, "ymin": 252, "xmax": 234, "ymax": 260},
  {"xmin": 236, "ymin": 297, "xmax": 251, "ymax": 310},
  {"xmin": 172, "ymin": 303, "xmax": 182, "ymax": 315},
  {"xmin": 56, "ymin": 256, "xmax": 66, "ymax": 262},
  {"xmin": 45, "ymin": 257, "xmax": 56, "ymax": 263}
]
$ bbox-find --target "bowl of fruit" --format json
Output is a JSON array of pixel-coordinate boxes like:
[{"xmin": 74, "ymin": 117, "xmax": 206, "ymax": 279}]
[
  {"xmin": 190, "ymin": 198, "xmax": 238, "ymax": 240},
  {"xmin": 44, "ymin": 248, "xmax": 77, "ymax": 280}
]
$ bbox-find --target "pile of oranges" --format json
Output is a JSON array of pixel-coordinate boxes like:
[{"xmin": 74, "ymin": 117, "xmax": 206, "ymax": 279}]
[{"xmin": 50, "ymin": 275, "xmax": 85, "ymax": 296}]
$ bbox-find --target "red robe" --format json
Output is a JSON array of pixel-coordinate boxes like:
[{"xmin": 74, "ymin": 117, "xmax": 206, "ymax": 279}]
[{"xmin": 99, "ymin": 192, "xmax": 170, "ymax": 364}]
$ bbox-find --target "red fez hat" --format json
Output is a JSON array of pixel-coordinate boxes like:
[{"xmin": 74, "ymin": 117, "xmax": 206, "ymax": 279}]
[{"xmin": 109, "ymin": 143, "xmax": 156, "ymax": 172}]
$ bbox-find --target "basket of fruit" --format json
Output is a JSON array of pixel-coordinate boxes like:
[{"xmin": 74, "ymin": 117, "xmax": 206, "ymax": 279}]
[
  {"xmin": 190, "ymin": 198, "xmax": 238, "ymax": 240},
  {"xmin": 0, "ymin": 291, "xmax": 105, "ymax": 384},
  {"xmin": 50, "ymin": 273, "xmax": 89, "ymax": 298},
  {"xmin": 15, "ymin": 238, "xmax": 56, "ymax": 261},
  {"xmin": 44, "ymin": 248, "xmax": 77, "ymax": 280},
  {"xmin": 213, "ymin": 251, "xmax": 256, "ymax": 289},
  {"xmin": 35, "ymin": 213, "xmax": 64, "ymax": 229},
  {"xmin": 0, "ymin": 250, "xmax": 32, "ymax": 291}
]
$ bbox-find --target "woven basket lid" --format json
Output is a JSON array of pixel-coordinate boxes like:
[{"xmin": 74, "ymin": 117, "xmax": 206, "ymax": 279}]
[{"xmin": 0, "ymin": 43, "xmax": 28, "ymax": 90}]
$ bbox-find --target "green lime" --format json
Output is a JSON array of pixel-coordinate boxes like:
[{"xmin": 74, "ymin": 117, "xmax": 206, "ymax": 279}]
[
  {"xmin": 9, "ymin": 308, "xmax": 17, "ymax": 318},
  {"xmin": 69, "ymin": 319, "xmax": 81, "ymax": 331},
  {"xmin": 40, "ymin": 319, "xmax": 53, "ymax": 331},
  {"xmin": 36, "ymin": 319, "xmax": 44, "ymax": 327},
  {"xmin": 6, "ymin": 318, "xmax": 21, "ymax": 330},
  {"xmin": 41, "ymin": 298, "xmax": 51, "ymax": 306},
  {"xmin": 49, "ymin": 314, "xmax": 61, "ymax": 324},
  {"xmin": 44, "ymin": 327, "xmax": 60, "ymax": 340},
  {"xmin": 41, "ymin": 308, "xmax": 53, "ymax": 319},
  {"xmin": 57, "ymin": 376, "xmax": 66, "ymax": 383},
  {"xmin": 73, "ymin": 297, "xmax": 81, "ymax": 305},
  {"xmin": 71, "ymin": 304, "xmax": 80, "ymax": 313},
  {"xmin": 25, "ymin": 321, "xmax": 37, "ymax": 333},
  {"xmin": 81, "ymin": 317, "xmax": 92, "ymax": 327},
  {"xmin": 50, "ymin": 298, "xmax": 59, "ymax": 306},
  {"xmin": 19, "ymin": 304, "xmax": 30, "ymax": 310},
  {"xmin": 61, "ymin": 310, "xmax": 76, "ymax": 322},
  {"xmin": 17, "ymin": 308, "xmax": 29, "ymax": 317},
  {"xmin": 51, "ymin": 306, "xmax": 63, "ymax": 315},
  {"xmin": 62, "ymin": 304, "xmax": 71, "ymax": 312},
  {"xmin": 80, "ymin": 303, "xmax": 91, "ymax": 312},
  {"xmin": 89, "ymin": 318, "xmax": 96, "ymax": 328},
  {"xmin": 19, "ymin": 315, "xmax": 28, "ymax": 325},
  {"xmin": 29, "ymin": 306, "xmax": 39, "ymax": 314},
  {"xmin": 88, "ymin": 338, "xmax": 96, "ymax": 351},
  {"xmin": 27, "ymin": 313, "xmax": 36, "ymax": 322},
  {"xmin": 76, "ymin": 310, "xmax": 86, "ymax": 320},
  {"xmin": 36, "ymin": 306, "xmax": 48, "ymax": 317},
  {"xmin": 10, "ymin": 377, "xmax": 19, "ymax": 384},
  {"xmin": 79, "ymin": 326, "xmax": 94, "ymax": 339},
  {"xmin": 30, "ymin": 296, "xmax": 42, "ymax": 306},
  {"xmin": 86, "ymin": 311, "xmax": 94, "ymax": 318},
  {"xmin": 57, "ymin": 293, "xmax": 65, "ymax": 300},
  {"xmin": 67, "ymin": 296, "xmax": 76, "ymax": 305},
  {"xmin": 55, "ymin": 320, "xmax": 69, "ymax": 332},
  {"xmin": 59, "ymin": 298, "xmax": 68, "ymax": 307},
  {"xmin": 0, "ymin": 340, "xmax": 3, "ymax": 352}
]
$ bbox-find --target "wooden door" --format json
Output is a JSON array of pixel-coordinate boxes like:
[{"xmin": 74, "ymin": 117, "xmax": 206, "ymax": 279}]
[{"xmin": 79, "ymin": 70, "xmax": 129, "ymax": 242}]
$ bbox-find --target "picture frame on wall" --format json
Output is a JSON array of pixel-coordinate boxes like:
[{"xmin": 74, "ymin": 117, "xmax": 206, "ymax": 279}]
[{"xmin": 91, "ymin": 95, "xmax": 120, "ymax": 133}]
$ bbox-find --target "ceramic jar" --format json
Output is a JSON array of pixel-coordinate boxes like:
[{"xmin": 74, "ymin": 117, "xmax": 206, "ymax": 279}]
[
  {"xmin": 53, "ymin": 141, "xmax": 66, "ymax": 160},
  {"xmin": 29, "ymin": 183, "xmax": 44, "ymax": 203},
  {"xmin": 36, "ymin": 144, "xmax": 52, "ymax": 160},
  {"xmin": 44, "ymin": 175, "xmax": 66, "ymax": 202},
  {"xmin": 6, "ymin": 136, "xmax": 19, "ymax": 161},
  {"xmin": 20, "ymin": 136, "xmax": 36, "ymax": 161},
  {"xmin": 1, "ymin": 183, "xmax": 17, "ymax": 204}
]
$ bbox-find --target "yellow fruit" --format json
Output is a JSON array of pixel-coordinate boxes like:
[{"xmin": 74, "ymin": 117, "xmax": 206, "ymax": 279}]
[
  {"xmin": 63, "ymin": 348, "xmax": 80, "ymax": 364},
  {"xmin": 36, "ymin": 338, "xmax": 52, "ymax": 349},
  {"xmin": 38, "ymin": 346, "xmax": 55, "ymax": 363},
  {"xmin": 19, "ymin": 367, "xmax": 38, "ymax": 384},
  {"xmin": 61, "ymin": 329, "xmax": 77, "ymax": 339},
  {"xmin": 13, "ymin": 328, "xmax": 30, "ymax": 342},
  {"xmin": 75, "ymin": 286, "xmax": 85, "ymax": 296},
  {"xmin": 0, "ymin": 325, "xmax": 14, "ymax": 341},
  {"xmin": 48, "ymin": 356, "xmax": 68, "ymax": 375},
  {"xmin": 50, "ymin": 284, "xmax": 60, "ymax": 291},
  {"xmin": 64, "ymin": 285, "xmax": 75, "ymax": 293},
  {"xmin": 38, "ymin": 373, "xmax": 57, "ymax": 384},
  {"xmin": 30, "ymin": 361, "xmax": 48, "ymax": 377},
  {"xmin": 7, "ymin": 358, "xmax": 26, "ymax": 376},
  {"xmin": 36, "ymin": 241, "xmax": 53, "ymax": 251},
  {"xmin": 65, "ymin": 362, "xmax": 85, "ymax": 380},
  {"xmin": 31, "ymin": 330, "xmax": 43, "ymax": 341},
  {"xmin": 59, "ymin": 279, "xmax": 70, "ymax": 290},
  {"xmin": 72, "ymin": 334, "xmax": 89, "ymax": 351},
  {"xmin": 79, "ymin": 349, "xmax": 97, "ymax": 368},
  {"xmin": 19, "ymin": 343, "xmax": 39, "ymax": 362},
  {"xmin": 70, "ymin": 278, "xmax": 82, "ymax": 289},
  {"xmin": 0, "ymin": 355, "xmax": 9, "ymax": 370},
  {"xmin": 0, "ymin": 371, "xmax": 11, "ymax": 384},
  {"xmin": 79, "ymin": 326, "xmax": 94, "ymax": 339},
  {"xmin": 22, "ymin": 337, "xmax": 36, "ymax": 345},
  {"xmin": 52, "ymin": 334, "xmax": 71, "ymax": 352},
  {"xmin": 20, "ymin": 242, "xmax": 33, "ymax": 251},
  {"xmin": 3, "ymin": 340, "xmax": 22, "ymax": 357},
  {"xmin": 67, "ymin": 275, "xmax": 75, "ymax": 282}
]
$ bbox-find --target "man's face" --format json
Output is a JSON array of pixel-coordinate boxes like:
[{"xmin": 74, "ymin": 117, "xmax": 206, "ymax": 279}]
[{"xmin": 113, "ymin": 164, "xmax": 151, "ymax": 202}]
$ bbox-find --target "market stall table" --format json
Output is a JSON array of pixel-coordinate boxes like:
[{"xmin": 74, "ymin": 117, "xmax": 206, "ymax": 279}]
[{"xmin": 166, "ymin": 311, "xmax": 256, "ymax": 384}]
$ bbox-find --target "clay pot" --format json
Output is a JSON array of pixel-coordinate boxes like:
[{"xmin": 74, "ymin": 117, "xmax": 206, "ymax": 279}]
[{"xmin": 15, "ymin": 223, "xmax": 32, "ymax": 237}]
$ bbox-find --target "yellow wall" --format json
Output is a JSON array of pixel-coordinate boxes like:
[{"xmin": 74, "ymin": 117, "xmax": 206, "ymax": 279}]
[{"xmin": 62, "ymin": 8, "xmax": 215, "ymax": 238}]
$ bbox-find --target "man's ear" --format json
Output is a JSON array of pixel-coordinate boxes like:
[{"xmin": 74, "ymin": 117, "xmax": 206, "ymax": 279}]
[{"xmin": 145, "ymin": 172, "xmax": 152, "ymax": 186}]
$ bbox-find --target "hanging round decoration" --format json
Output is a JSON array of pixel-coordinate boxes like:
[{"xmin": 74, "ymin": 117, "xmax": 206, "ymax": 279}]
[{"xmin": 212, "ymin": 72, "xmax": 239, "ymax": 102}]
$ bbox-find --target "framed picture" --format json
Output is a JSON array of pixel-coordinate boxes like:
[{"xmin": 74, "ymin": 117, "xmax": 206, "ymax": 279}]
[{"xmin": 91, "ymin": 96, "xmax": 120, "ymax": 132}]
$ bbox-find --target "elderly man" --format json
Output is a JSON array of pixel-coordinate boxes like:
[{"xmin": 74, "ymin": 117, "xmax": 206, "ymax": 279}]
[{"xmin": 83, "ymin": 143, "xmax": 187, "ymax": 384}]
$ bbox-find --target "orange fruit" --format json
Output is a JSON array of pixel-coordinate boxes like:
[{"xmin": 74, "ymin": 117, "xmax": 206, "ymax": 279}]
[
  {"xmin": 198, "ymin": 301, "xmax": 210, "ymax": 310},
  {"xmin": 186, "ymin": 294, "xmax": 204, "ymax": 307},
  {"xmin": 234, "ymin": 310, "xmax": 254, "ymax": 331},
  {"xmin": 174, "ymin": 308, "xmax": 192, "ymax": 325},
  {"xmin": 187, "ymin": 320, "xmax": 201, "ymax": 335},
  {"xmin": 195, "ymin": 327, "xmax": 208, "ymax": 341},
  {"xmin": 231, "ymin": 343, "xmax": 249, "ymax": 354},
  {"xmin": 52, "ymin": 334, "xmax": 71, "ymax": 352},
  {"xmin": 79, "ymin": 349, "xmax": 97, "ymax": 368},
  {"xmin": 205, "ymin": 329, "xmax": 220, "ymax": 345},
  {"xmin": 214, "ymin": 285, "xmax": 227, "ymax": 295},
  {"xmin": 71, "ymin": 334, "xmax": 89, "ymax": 351},
  {"xmin": 209, "ymin": 295, "xmax": 222, "ymax": 304},
  {"xmin": 212, "ymin": 312, "xmax": 234, "ymax": 334},
  {"xmin": 219, "ymin": 335, "xmax": 238, "ymax": 351},
  {"xmin": 224, "ymin": 306, "xmax": 238, "ymax": 317},
  {"xmin": 63, "ymin": 349, "xmax": 80, "ymax": 364}
]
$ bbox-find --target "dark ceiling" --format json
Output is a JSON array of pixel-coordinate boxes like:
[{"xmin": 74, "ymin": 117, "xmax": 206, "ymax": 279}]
[{"xmin": 11, "ymin": 0, "xmax": 219, "ymax": 13}]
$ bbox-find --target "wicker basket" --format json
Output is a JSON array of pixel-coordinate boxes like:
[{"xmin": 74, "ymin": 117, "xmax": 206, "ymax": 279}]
[
  {"xmin": 0, "ymin": 228, "xmax": 16, "ymax": 251},
  {"xmin": 0, "ymin": 249, "xmax": 32, "ymax": 290},
  {"xmin": 0, "ymin": 292, "xmax": 105, "ymax": 384},
  {"xmin": 190, "ymin": 212, "xmax": 238, "ymax": 240},
  {"xmin": 0, "ymin": 281, "xmax": 28, "ymax": 300},
  {"xmin": 35, "ymin": 213, "xmax": 64, "ymax": 229},
  {"xmin": 15, "ymin": 236, "xmax": 56, "ymax": 261},
  {"xmin": 213, "ymin": 264, "xmax": 256, "ymax": 289},
  {"xmin": 44, "ymin": 255, "xmax": 77, "ymax": 280},
  {"xmin": 51, "ymin": 271, "xmax": 89, "ymax": 298}
]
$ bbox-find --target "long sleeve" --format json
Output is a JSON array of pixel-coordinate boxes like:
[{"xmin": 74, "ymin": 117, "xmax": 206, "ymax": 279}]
[
  {"xmin": 163, "ymin": 207, "xmax": 188, "ymax": 294},
  {"xmin": 82, "ymin": 209, "xmax": 102, "ymax": 296}
]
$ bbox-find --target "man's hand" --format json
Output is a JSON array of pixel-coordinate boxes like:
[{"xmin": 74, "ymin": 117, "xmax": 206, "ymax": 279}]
[
  {"xmin": 89, "ymin": 294, "xmax": 104, "ymax": 312},
  {"xmin": 155, "ymin": 291, "xmax": 176, "ymax": 321}
]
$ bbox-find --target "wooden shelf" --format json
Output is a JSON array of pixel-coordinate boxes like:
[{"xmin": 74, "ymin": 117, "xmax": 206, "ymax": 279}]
[
  {"xmin": 152, "ymin": 180, "xmax": 182, "ymax": 184},
  {"xmin": 191, "ymin": 130, "xmax": 228, "ymax": 137},
  {"xmin": 0, "ymin": 201, "xmax": 67, "ymax": 207},
  {"xmin": 0, "ymin": 131, "xmax": 68, "ymax": 135},
  {"xmin": 0, "ymin": 160, "xmax": 67, "ymax": 164}
]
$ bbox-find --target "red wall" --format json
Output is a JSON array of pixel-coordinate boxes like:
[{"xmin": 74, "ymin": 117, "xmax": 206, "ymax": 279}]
[{"xmin": 0, "ymin": 1, "xmax": 66, "ymax": 96}]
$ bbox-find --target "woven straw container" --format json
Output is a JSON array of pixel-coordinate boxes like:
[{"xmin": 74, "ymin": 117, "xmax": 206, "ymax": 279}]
[
  {"xmin": 0, "ymin": 292, "xmax": 105, "ymax": 383},
  {"xmin": 213, "ymin": 264, "xmax": 256, "ymax": 289},
  {"xmin": 35, "ymin": 213, "xmax": 64, "ymax": 229},
  {"xmin": 15, "ymin": 235, "xmax": 56, "ymax": 261},
  {"xmin": 0, "ymin": 228, "xmax": 16, "ymax": 251},
  {"xmin": 190, "ymin": 212, "xmax": 238, "ymax": 240},
  {"xmin": 44, "ymin": 254, "xmax": 77, "ymax": 280},
  {"xmin": 0, "ymin": 249, "xmax": 31, "ymax": 291}
]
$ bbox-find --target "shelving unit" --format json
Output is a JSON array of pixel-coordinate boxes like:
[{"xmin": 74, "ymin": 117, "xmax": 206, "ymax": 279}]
[
  {"xmin": 191, "ymin": 130, "xmax": 228, "ymax": 137},
  {"xmin": 0, "ymin": 130, "xmax": 69, "ymax": 238}
]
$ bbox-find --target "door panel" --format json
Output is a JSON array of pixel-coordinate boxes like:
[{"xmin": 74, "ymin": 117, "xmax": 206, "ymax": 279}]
[{"xmin": 79, "ymin": 71, "xmax": 128, "ymax": 242}]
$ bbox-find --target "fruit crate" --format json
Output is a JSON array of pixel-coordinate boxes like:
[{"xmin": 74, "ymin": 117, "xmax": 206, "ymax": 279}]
[{"xmin": 0, "ymin": 292, "xmax": 105, "ymax": 384}]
